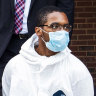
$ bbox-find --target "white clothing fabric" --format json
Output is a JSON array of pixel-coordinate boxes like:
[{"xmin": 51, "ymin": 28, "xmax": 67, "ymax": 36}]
[
  {"xmin": 15, "ymin": 0, "xmax": 31, "ymax": 34},
  {"xmin": 2, "ymin": 34, "xmax": 94, "ymax": 96}
]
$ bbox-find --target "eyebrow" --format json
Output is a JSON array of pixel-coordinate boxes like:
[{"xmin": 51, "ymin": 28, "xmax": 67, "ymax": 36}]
[
  {"xmin": 49, "ymin": 22, "xmax": 69, "ymax": 25},
  {"xmin": 39, "ymin": 22, "xmax": 70, "ymax": 27}
]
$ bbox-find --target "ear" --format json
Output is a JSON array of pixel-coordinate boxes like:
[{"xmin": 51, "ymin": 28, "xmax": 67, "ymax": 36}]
[{"xmin": 35, "ymin": 27, "xmax": 42, "ymax": 36}]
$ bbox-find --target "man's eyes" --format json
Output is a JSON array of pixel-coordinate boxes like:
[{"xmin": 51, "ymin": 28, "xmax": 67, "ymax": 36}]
[{"xmin": 51, "ymin": 25, "xmax": 59, "ymax": 29}]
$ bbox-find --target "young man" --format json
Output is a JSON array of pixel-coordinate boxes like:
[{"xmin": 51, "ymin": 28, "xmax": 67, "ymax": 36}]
[
  {"xmin": 2, "ymin": 6, "xmax": 94, "ymax": 96},
  {"xmin": 0, "ymin": 0, "xmax": 74, "ymax": 80},
  {"xmin": 0, "ymin": 0, "xmax": 74, "ymax": 95}
]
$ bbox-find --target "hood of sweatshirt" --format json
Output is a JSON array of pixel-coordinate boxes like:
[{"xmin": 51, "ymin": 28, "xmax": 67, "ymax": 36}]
[{"xmin": 19, "ymin": 33, "xmax": 71, "ymax": 73}]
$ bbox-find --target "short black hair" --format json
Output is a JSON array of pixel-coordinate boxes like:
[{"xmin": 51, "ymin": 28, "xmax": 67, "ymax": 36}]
[{"xmin": 36, "ymin": 6, "xmax": 64, "ymax": 27}]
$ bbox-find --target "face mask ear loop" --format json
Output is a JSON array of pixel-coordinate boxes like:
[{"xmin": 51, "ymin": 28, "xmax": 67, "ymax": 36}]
[
  {"xmin": 39, "ymin": 27, "xmax": 49, "ymax": 34},
  {"xmin": 41, "ymin": 37, "xmax": 46, "ymax": 43},
  {"xmin": 39, "ymin": 27, "xmax": 48, "ymax": 43}
]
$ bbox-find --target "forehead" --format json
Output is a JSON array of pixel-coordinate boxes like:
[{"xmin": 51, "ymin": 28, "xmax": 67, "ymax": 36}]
[{"xmin": 45, "ymin": 12, "xmax": 69, "ymax": 25}]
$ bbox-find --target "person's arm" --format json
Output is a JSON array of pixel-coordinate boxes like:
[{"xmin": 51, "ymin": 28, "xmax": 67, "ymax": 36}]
[
  {"xmin": 2, "ymin": 61, "xmax": 13, "ymax": 96},
  {"xmin": 72, "ymin": 75, "xmax": 94, "ymax": 96}
]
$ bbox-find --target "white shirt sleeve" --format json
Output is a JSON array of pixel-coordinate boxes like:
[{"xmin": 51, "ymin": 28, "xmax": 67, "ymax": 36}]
[
  {"xmin": 2, "ymin": 60, "xmax": 13, "ymax": 96},
  {"xmin": 72, "ymin": 75, "xmax": 94, "ymax": 96},
  {"xmin": 68, "ymin": 54, "xmax": 94, "ymax": 96}
]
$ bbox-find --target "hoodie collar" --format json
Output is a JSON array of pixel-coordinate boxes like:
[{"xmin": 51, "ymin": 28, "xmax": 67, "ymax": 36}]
[{"xmin": 19, "ymin": 34, "xmax": 71, "ymax": 73}]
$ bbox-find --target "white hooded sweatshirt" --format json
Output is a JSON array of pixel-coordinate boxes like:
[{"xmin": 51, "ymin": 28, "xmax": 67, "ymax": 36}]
[{"xmin": 2, "ymin": 34, "xmax": 94, "ymax": 96}]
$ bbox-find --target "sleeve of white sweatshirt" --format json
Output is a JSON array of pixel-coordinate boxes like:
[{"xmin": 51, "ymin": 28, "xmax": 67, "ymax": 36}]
[
  {"xmin": 72, "ymin": 75, "xmax": 94, "ymax": 96},
  {"xmin": 2, "ymin": 60, "xmax": 13, "ymax": 96},
  {"xmin": 68, "ymin": 54, "xmax": 94, "ymax": 96}
]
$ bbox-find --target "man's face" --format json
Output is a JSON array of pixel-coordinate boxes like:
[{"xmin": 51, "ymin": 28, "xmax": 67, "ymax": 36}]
[
  {"xmin": 41, "ymin": 12, "xmax": 69, "ymax": 41},
  {"xmin": 43, "ymin": 12, "xmax": 69, "ymax": 32}
]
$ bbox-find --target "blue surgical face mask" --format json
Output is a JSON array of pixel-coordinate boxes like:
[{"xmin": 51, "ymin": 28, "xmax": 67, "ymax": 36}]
[{"xmin": 41, "ymin": 29, "xmax": 70, "ymax": 52}]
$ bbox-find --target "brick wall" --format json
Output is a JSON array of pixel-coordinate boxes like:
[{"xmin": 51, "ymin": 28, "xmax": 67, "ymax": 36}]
[{"xmin": 69, "ymin": 0, "xmax": 96, "ymax": 86}]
